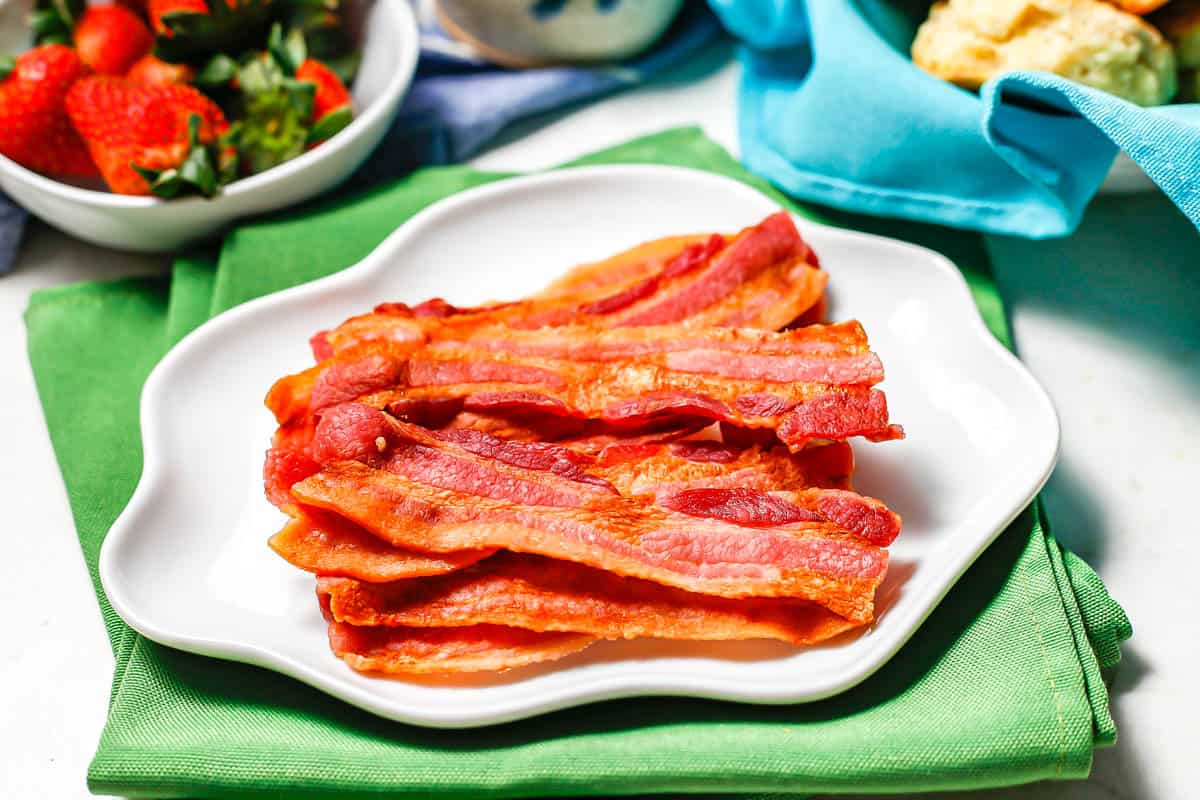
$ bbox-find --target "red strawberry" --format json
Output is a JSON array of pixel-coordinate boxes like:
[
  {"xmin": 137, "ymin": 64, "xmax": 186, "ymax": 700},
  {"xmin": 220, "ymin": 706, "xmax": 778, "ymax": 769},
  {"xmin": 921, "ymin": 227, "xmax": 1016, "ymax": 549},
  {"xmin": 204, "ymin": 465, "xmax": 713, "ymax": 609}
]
[
  {"xmin": 126, "ymin": 54, "xmax": 195, "ymax": 86},
  {"xmin": 66, "ymin": 76, "xmax": 229, "ymax": 195},
  {"xmin": 294, "ymin": 58, "xmax": 351, "ymax": 143},
  {"xmin": 115, "ymin": 0, "xmax": 150, "ymax": 14},
  {"xmin": 295, "ymin": 58, "xmax": 349, "ymax": 121},
  {"xmin": 74, "ymin": 5, "xmax": 154, "ymax": 75},
  {"xmin": 0, "ymin": 45, "xmax": 97, "ymax": 178}
]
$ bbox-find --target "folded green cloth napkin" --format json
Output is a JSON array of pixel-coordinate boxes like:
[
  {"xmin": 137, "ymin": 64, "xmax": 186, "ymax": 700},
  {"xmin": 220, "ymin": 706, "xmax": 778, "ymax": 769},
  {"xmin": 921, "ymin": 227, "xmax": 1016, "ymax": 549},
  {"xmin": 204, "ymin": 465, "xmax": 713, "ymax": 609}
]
[{"xmin": 26, "ymin": 128, "xmax": 1130, "ymax": 798}]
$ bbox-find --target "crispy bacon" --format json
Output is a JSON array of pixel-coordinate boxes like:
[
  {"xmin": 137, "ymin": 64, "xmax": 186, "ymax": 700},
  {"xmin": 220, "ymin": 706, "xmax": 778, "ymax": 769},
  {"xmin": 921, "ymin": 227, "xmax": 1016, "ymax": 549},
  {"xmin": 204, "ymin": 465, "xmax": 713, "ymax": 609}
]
[
  {"xmin": 269, "ymin": 509, "xmax": 495, "ymax": 581},
  {"xmin": 266, "ymin": 321, "xmax": 902, "ymax": 450},
  {"xmin": 315, "ymin": 408, "xmax": 892, "ymax": 540},
  {"xmin": 443, "ymin": 409, "xmax": 592, "ymax": 442},
  {"xmin": 263, "ymin": 423, "xmax": 319, "ymax": 508},
  {"xmin": 382, "ymin": 435, "xmax": 618, "ymax": 509},
  {"xmin": 613, "ymin": 214, "xmax": 809, "ymax": 327},
  {"xmin": 291, "ymin": 425, "xmax": 889, "ymax": 623},
  {"xmin": 313, "ymin": 407, "xmax": 891, "ymax": 538},
  {"xmin": 320, "ymin": 594, "xmax": 593, "ymax": 674},
  {"xmin": 268, "ymin": 414, "xmax": 888, "ymax": 587},
  {"xmin": 536, "ymin": 234, "xmax": 715, "ymax": 297},
  {"xmin": 658, "ymin": 487, "xmax": 822, "ymax": 526},
  {"xmin": 554, "ymin": 421, "xmax": 712, "ymax": 455},
  {"xmin": 266, "ymin": 406, "xmax": 854, "ymax": 507},
  {"xmin": 263, "ymin": 213, "xmax": 909, "ymax": 673},
  {"xmin": 319, "ymin": 552, "xmax": 857, "ymax": 645},
  {"xmin": 515, "ymin": 234, "xmax": 734, "ymax": 328},
  {"xmin": 269, "ymin": 437, "xmax": 870, "ymax": 583},
  {"xmin": 657, "ymin": 487, "xmax": 899, "ymax": 546},
  {"xmin": 319, "ymin": 214, "xmax": 823, "ymax": 356},
  {"xmin": 431, "ymin": 316, "xmax": 871, "ymax": 361},
  {"xmin": 595, "ymin": 440, "xmax": 854, "ymax": 494}
]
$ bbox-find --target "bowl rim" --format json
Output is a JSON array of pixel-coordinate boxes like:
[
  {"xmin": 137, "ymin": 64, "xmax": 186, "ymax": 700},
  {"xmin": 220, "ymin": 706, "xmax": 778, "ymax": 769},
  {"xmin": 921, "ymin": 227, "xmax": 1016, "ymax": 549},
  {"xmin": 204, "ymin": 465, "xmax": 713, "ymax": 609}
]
[{"xmin": 0, "ymin": 0, "xmax": 417, "ymax": 209}]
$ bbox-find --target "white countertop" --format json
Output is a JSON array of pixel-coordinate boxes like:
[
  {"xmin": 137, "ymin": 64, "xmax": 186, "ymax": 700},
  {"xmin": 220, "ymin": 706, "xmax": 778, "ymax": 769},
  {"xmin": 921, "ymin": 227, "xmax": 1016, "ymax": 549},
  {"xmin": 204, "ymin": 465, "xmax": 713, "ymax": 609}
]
[{"xmin": 2, "ymin": 48, "xmax": 1197, "ymax": 799}]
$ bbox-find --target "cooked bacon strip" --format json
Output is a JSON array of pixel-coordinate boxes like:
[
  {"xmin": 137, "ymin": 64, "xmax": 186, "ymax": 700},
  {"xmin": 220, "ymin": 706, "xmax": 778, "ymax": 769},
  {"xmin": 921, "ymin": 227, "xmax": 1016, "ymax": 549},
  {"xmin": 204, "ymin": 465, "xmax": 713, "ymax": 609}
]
[
  {"xmin": 536, "ymin": 234, "xmax": 714, "ymax": 298},
  {"xmin": 263, "ymin": 423, "xmax": 320, "ymax": 508},
  {"xmin": 269, "ymin": 509, "xmax": 495, "ymax": 581},
  {"xmin": 439, "ymin": 415, "xmax": 852, "ymax": 491},
  {"xmin": 597, "ymin": 444, "xmax": 895, "ymax": 545},
  {"xmin": 268, "ymin": 435, "xmax": 870, "ymax": 582},
  {"xmin": 552, "ymin": 420, "xmax": 711, "ymax": 454},
  {"xmin": 441, "ymin": 409, "xmax": 702, "ymax": 448},
  {"xmin": 301, "ymin": 407, "xmax": 895, "ymax": 544},
  {"xmin": 273, "ymin": 320, "xmax": 881, "ymax": 422},
  {"xmin": 316, "ymin": 213, "xmax": 823, "ymax": 357},
  {"xmin": 267, "ymin": 402, "xmax": 860, "ymax": 516},
  {"xmin": 789, "ymin": 294, "xmax": 828, "ymax": 328},
  {"xmin": 595, "ymin": 440, "xmax": 854, "ymax": 495},
  {"xmin": 600, "ymin": 446, "xmax": 897, "ymax": 545},
  {"xmin": 292, "ymin": 455, "xmax": 887, "ymax": 622},
  {"xmin": 307, "ymin": 407, "xmax": 893, "ymax": 541},
  {"xmin": 513, "ymin": 234, "xmax": 733, "ymax": 328},
  {"xmin": 432, "ymin": 317, "xmax": 872, "ymax": 361},
  {"xmin": 320, "ymin": 552, "xmax": 858, "ymax": 645},
  {"xmin": 658, "ymin": 487, "xmax": 900, "ymax": 547},
  {"xmin": 266, "ymin": 322, "xmax": 902, "ymax": 450},
  {"xmin": 611, "ymin": 213, "xmax": 814, "ymax": 327},
  {"xmin": 320, "ymin": 594, "xmax": 593, "ymax": 674}
]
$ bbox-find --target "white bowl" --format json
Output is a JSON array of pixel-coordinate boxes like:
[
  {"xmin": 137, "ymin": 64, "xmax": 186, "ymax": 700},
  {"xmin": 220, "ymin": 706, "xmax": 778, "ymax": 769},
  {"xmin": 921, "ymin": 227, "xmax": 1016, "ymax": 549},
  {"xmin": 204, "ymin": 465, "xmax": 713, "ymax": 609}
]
[{"xmin": 0, "ymin": 0, "xmax": 417, "ymax": 252}]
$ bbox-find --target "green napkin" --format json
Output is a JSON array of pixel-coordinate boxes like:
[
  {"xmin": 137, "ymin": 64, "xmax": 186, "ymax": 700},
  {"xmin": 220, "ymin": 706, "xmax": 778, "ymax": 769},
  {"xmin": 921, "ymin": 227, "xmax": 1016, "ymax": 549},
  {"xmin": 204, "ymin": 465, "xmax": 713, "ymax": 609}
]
[{"xmin": 26, "ymin": 128, "xmax": 1130, "ymax": 798}]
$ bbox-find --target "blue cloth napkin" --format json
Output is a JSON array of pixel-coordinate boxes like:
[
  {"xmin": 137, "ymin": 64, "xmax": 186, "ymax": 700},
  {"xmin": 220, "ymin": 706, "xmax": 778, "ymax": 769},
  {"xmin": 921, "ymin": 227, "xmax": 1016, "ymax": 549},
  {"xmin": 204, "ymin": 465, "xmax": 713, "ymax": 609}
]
[
  {"xmin": 0, "ymin": 0, "xmax": 720, "ymax": 274},
  {"xmin": 0, "ymin": 196, "xmax": 25, "ymax": 273},
  {"xmin": 709, "ymin": 0, "xmax": 1200, "ymax": 238},
  {"xmin": 374, "ymin": 0, "xmax": 722, "ymax": 171}
]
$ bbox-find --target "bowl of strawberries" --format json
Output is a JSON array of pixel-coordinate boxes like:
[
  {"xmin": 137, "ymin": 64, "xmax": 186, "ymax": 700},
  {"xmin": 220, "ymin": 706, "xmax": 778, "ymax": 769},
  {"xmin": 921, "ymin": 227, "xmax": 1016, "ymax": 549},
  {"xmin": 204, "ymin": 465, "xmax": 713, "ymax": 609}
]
[{"xmin": 0, "ymin": 0, "xmax": 417, "ymax": 251}]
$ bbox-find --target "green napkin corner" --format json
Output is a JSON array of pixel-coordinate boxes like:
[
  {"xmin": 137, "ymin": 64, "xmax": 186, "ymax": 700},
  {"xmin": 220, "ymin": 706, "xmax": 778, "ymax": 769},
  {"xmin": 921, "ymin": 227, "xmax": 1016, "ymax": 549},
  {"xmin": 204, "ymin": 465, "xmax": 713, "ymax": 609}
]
[{"xmin": 25, "ymin": 128, "xmax": 1130, "ymax": 798}]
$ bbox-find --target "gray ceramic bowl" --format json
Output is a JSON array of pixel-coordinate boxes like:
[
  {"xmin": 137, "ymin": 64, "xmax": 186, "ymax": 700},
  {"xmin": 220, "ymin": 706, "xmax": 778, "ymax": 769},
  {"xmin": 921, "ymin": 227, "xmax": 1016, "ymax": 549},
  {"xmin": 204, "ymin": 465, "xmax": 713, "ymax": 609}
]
[{"xmin": 437, "ymin": 0, "xmax": 684, "ymax": 67}]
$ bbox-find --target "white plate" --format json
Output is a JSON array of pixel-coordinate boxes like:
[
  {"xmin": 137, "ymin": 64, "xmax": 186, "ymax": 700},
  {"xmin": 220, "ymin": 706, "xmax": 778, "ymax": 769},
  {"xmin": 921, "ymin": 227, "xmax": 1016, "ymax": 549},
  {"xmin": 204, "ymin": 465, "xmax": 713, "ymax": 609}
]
[{"xmin": 99, "ymin": 165, "xmax": 1059, "ymax": 728}]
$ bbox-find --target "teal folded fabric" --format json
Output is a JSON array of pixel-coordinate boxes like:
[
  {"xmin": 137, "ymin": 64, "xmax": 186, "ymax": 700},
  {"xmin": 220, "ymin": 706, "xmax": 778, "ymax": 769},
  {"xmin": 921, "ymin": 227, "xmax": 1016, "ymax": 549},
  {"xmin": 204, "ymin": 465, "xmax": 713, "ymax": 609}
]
[{"xmin": 709, "ymin": 0, "xmax": 1200, "ymax": 237}]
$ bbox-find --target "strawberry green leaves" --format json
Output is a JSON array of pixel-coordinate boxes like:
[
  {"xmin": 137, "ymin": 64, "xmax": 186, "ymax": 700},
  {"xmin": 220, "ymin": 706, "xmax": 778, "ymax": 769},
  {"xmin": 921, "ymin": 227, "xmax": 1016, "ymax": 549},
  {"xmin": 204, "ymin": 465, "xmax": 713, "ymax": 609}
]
[
  {"xmin": 30, "ymin": 0, "xmax": 86, "ymax": 45},
  {"xmin": 279, "ymin": 0, "xmax": 348, "ymax": 60},
  {"xmin": 306, "ymin": 104, "xmax": 350, "ymax": 143},
  {"xmin": 153, "ymin": 0, "xmax": 274, "ymax": 65},
  {"xmin": 192, "ymin": 53, "xmax": 239, "ymax": 87},
  {"xmin": 267, "ymin": 23, "xmax": 307, "ymax": 74},
  {"xmin": 131, "ymin": 112, "xmax": 235, "ymax": 198}
]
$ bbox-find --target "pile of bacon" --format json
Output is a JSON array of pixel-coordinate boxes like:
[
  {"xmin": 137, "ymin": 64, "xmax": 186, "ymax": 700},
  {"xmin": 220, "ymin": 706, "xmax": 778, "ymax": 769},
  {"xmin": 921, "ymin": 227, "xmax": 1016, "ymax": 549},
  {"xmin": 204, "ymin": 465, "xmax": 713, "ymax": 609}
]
[{"xmin": 262, "ymin": 211, "xmax": 905, "ymax": 676}]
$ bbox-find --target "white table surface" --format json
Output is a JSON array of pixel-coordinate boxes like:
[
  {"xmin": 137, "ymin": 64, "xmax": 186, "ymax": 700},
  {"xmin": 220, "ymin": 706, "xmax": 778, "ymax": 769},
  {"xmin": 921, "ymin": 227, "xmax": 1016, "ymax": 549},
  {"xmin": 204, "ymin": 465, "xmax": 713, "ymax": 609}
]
[{"xmin": 2, "ymin": 47, "xmax": 1197, "ymax": 799}]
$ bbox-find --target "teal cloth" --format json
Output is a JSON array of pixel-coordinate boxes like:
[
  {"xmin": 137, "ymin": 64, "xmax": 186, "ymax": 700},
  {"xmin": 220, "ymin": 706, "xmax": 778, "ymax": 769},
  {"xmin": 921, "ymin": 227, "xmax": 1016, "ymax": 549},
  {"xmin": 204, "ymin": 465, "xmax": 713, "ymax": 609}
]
[{"xmin": 709, "ymin": 0, "xmax": 1200, "ymax": 237}]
